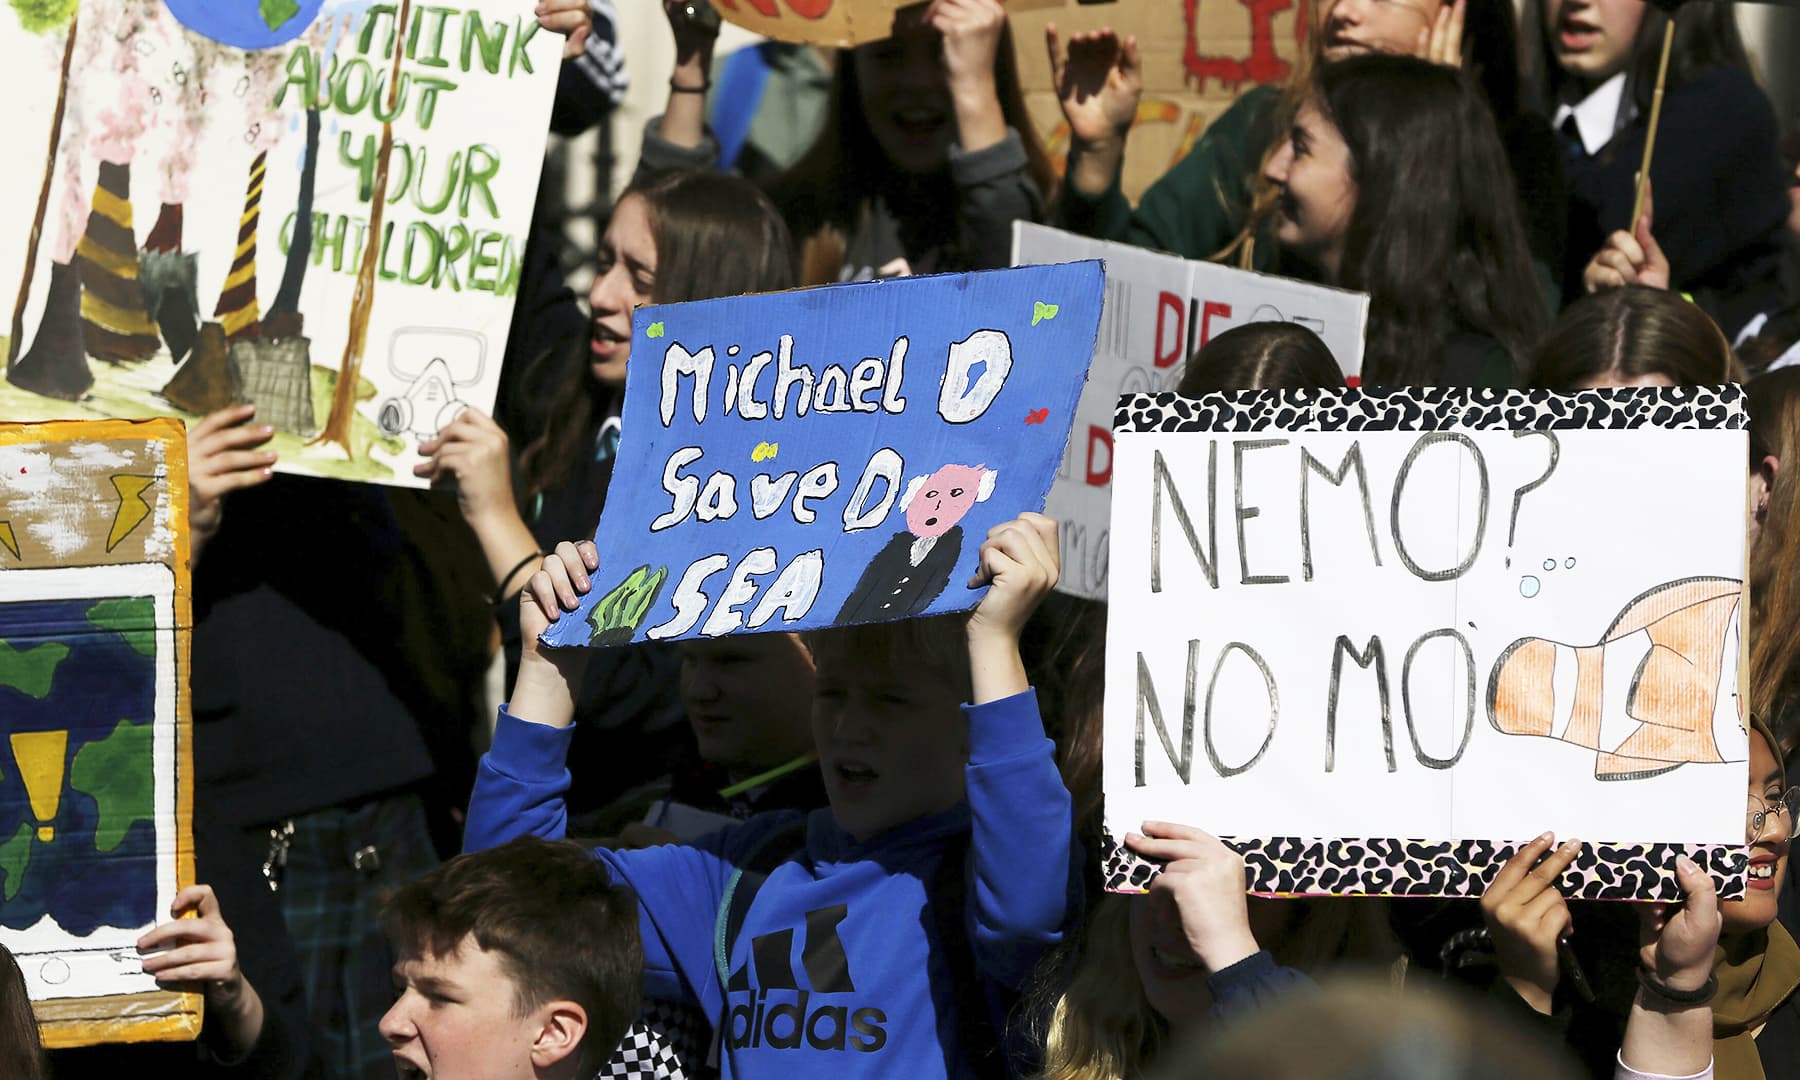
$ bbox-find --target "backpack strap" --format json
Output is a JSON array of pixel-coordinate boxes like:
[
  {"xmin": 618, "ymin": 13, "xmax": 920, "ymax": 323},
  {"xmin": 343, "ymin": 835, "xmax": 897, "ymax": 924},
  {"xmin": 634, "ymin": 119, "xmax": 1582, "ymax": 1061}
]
[{"xmin": 712, "ymin": 817, "xmax": 809, "ymax": 989}]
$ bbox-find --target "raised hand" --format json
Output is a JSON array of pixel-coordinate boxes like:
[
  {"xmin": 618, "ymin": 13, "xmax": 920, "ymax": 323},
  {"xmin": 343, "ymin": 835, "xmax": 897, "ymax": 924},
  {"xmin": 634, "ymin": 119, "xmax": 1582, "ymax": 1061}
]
[
  {"xmin": 1413, "ymin": 0, "xmax": 1464, "ymax": 68},
  {"xmin": 537, "ymin": 0, "xmax": 591, "ymax": 59},
  {"xmin": 414, "ymin": 408, "xmax": 515, "ymax": 529},
  {"xmin": 1125, "ymin": 822, "xmax": 1260, "ymax": 975},
  {"xmin": 1583, "ymin": 181, "xmax": 1670, "ymax": 292},
  {"xmin": 965, "ymin": 511, "xmax": 1059, "ymax": 704},
  {"xmin": 928, "ymin": 0, "xmax": 1009, "ymax": 154},
  {"xmin": 138, "ymin": 885, "xmax": 266, "ymax": 1056},
  {"xmin": 187, "ymin": 404, "xmax": 276, "ymax": 559},
  {"xmin": 511, "ymin": 540, "xmax": 599, "ymax": 728},
  {"xmin": 1638, "ymin": 854, "xmax": 1721, "ymax": 993},
  {"xmin": 1480, "ymin": 832, "xmax": 1583, "ymax": 1015},
  {"xmin": 1046, "ymin": 25, "xmax": 1142, "ymax": 145}
]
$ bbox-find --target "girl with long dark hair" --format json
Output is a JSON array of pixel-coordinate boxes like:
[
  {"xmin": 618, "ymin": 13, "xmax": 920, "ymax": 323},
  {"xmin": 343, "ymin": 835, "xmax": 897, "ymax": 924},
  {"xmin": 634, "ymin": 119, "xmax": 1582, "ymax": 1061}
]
[
  {"xmin": 1260, "ymin": 54, "xmax": 1548, "ymax": 384},
  {"xmin": 416, "ymin": 170, "xmax": 797, "ymax": 817},
  {"xmin": 1049, "ymin": 0, "xmax": 1566, "ymax": 297}
]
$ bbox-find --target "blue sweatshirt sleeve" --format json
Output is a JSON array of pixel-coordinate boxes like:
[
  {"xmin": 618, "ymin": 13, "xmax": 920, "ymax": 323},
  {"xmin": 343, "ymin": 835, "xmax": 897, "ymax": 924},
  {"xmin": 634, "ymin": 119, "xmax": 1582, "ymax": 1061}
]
[
  {"xmin": 1206, "ymin": 950, "xmax": 1314, "ymax": 1020},
  {"xmin": 964, "ymin": 688, "xmax": 1081, "ymax": 990},
  {"xmin": 463, "ymin": 706, "xmax": 574, "ymax": 853}
]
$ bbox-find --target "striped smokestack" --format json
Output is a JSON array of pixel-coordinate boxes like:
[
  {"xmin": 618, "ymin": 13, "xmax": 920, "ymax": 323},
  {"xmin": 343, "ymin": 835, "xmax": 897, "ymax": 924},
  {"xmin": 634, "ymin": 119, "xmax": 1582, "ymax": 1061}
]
[
  {"xmin": 213, "ymin": 150, "xmax": 265, "ymax": 343},
  {"xmin": 75, "ymin": 160, "xmax": 160, "ymax": 361}
]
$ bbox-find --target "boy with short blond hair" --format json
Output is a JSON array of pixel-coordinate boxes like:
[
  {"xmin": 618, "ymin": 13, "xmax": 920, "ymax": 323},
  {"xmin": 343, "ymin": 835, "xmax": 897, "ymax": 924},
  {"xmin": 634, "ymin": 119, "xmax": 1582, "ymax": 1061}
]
[{"xmin": 465, "ymin": 513, "xmax": 1080, "ymax": 1077}]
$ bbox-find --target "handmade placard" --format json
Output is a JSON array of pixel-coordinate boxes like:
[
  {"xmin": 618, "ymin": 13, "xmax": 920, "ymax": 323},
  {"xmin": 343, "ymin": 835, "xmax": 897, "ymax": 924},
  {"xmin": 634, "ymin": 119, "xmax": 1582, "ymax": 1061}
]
[
  {"xmin": 542, "ymin": 262, "xmax": 1104, "ymax": 647},
  {"xmin": 0, "ymin": 1, "xmax": 559, "ymax": 487},
  {"xmin": 1013, "ymin": 222, "xmax": 1368, "ymax": 602},
  {"xmin": 1103, "ymin": 387, "xmax": 1751, "ymax": 901},
  {"xmin": 0, "ymin": 417, "xmax": 198, "ymax": 1047}
]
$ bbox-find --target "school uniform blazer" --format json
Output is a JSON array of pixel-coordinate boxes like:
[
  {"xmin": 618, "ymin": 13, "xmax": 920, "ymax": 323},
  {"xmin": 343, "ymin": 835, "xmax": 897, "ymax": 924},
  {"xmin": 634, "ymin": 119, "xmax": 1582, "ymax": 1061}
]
[{"xmin": 1562, "ymin": 65, "xmax": 1788, "ymax": 338}]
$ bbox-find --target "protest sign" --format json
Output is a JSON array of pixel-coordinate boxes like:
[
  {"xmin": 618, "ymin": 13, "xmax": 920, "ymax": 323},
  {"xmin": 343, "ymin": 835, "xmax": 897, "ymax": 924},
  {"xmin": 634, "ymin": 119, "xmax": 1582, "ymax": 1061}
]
[
  {"xmin": 1012, "ymin": 0, "xmax": 1312, "ymax": 202},
  {"xmin": 0, "ymin": 1, "xmax": 559, "ymax": 487},
  {"xmin": 1103, "ymin": 386, "xmax": 1751, "ymax": 901},
  {"xmin": 0, "ymin": 417, "xmax": 198, "ymax": 1047},
  {"xmin": 541, "ymin": 262, "xmax": 1104, "ymax": 647},
  {"xmin": 1013, "ymin": 221, "xmax": 1368, "ymax": 601}
]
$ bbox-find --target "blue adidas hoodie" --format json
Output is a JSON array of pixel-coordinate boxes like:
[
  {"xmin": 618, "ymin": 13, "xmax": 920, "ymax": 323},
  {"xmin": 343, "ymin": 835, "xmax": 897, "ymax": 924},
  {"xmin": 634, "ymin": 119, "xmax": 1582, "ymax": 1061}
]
[{"xmin": 464, "ymin": 688, "xmax": 1081, "ymax": 1079}]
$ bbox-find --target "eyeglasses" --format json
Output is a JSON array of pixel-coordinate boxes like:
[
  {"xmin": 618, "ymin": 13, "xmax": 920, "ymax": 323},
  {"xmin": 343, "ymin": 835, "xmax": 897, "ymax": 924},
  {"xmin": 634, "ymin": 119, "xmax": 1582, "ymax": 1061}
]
[{"xmin": 1747, "ymin": 788, "xmax": 1800, "ymax": 840}]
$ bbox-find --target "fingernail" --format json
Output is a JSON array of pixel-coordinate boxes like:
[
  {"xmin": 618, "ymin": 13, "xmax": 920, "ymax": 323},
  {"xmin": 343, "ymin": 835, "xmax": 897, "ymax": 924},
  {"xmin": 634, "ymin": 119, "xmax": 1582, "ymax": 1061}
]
[
  {"xmin": 1563, "ymin": 838, "xmax": 1581, "ymax": 852},
  {"xmin": 1536, "ymin": 830, "xmax": 1553, "ymax": 844},
  {"xmin": 1676, "ymin": 855, "xmax": 1698, "ymax": 873}
]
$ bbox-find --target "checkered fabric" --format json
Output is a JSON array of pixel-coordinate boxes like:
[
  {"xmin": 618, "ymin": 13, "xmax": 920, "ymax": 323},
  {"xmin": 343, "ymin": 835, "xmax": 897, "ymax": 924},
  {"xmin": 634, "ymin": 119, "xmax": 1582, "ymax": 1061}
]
[{"xmin": 599, "ymin": 998, "xmax": 713, "ymax": 1079}]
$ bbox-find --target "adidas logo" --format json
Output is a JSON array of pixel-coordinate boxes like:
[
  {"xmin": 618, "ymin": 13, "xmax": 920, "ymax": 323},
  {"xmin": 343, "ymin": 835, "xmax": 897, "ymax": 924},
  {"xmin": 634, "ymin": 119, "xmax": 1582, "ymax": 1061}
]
[{"xmin": 725, "ymin": 904, "xmax": 887, "ymax": 1053}]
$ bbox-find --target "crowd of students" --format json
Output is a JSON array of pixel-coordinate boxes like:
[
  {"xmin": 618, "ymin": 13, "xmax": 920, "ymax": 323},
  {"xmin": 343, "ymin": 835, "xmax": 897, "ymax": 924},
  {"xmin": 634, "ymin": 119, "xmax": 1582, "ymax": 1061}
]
[{"xmin": 6, "ymin": 0, "xmax": 1800, "ymax": 1076}]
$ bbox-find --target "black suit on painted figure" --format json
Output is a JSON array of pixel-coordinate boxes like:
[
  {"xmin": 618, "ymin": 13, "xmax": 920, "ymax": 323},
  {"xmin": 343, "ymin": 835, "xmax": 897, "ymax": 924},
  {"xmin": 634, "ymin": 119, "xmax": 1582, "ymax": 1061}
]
[{"xmin": 835, "ymin": 463, "xmax": 996, "ymax": 625}]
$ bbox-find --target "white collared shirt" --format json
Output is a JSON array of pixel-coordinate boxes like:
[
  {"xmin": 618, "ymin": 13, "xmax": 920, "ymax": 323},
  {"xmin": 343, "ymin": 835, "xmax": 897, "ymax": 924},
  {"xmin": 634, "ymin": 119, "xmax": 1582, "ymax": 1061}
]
[{"xmin": 1552, "ymin": 72, "xmax": 1634, "ymax": 156}]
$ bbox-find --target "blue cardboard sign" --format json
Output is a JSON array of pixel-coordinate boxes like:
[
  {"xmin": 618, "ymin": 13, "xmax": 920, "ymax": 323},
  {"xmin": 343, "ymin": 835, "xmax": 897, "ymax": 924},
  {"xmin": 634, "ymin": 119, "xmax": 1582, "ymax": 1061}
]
[{"xmin": 543, "ymin": 261, "xmax": 1104, "ymax": 646}]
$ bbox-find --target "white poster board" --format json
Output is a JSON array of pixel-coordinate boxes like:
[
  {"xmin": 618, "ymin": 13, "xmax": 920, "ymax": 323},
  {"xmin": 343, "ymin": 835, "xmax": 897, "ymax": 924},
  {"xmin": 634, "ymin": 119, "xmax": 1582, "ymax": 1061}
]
[
  {"xmin": 0, "ymin": 1, "xmax": 561, "ymax": 487},
  {"xmin": 1012, "ymin": 222, "xmax": 1370, "ymax": 600},
  {"xmin": 1103, "ymin": 386, "xmax": 1751, "ymax": 901}
]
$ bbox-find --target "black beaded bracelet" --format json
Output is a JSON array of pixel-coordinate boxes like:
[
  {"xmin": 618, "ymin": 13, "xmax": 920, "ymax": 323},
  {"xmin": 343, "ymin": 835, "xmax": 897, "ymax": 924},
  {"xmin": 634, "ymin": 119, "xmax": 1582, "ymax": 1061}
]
[
  {"xmin": 1635, "ymin": 965, "xmax": 1717, "ymax": 1005},
  {"xmin": 487, "ymin": 550, "xmax": 544, "ymax": 607},
  {"xmin": 669, "ymin": 79, "xmax": 710, "ymax": 94}
]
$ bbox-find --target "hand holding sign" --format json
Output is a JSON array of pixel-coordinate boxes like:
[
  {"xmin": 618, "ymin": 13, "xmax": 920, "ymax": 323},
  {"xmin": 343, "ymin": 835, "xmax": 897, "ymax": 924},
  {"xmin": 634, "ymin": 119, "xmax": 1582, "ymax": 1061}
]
[
  {"xmin": 967, "ymin": 512, "xmax": 1060, "ymax": 703},
  {"xmin": 1480, "ymin": 833, "xmax": 1582, "ymax": 1016},
  {"xmin": 1638, "ymin": 854, "xmax": 1720, "ymax": 991},
  {"xmin": 1126, "ymin": 823, "xmax": 1260, "ymax": 986},
  {"xmin": 514, "ymin": 541, "xmax": 601, "ymax": 729}
]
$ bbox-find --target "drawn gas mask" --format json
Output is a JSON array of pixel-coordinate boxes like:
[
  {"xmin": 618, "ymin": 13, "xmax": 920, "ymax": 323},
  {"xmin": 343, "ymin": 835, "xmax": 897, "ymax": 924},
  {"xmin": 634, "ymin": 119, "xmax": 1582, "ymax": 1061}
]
[{"xmin": 376, "ymin": 328, "xmax": 486, "ymax": 441}]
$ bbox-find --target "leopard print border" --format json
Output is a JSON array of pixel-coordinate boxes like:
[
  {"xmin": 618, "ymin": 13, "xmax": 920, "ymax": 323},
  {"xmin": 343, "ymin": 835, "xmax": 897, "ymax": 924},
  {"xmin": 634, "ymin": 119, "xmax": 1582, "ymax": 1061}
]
[
  {"xmin": 1115, "ymin": 386, "xmax": 1746, "ymax": 434},
  {"xmin": 1100, "ymin": 832, "xmax": 1748, "ymax": 901}
]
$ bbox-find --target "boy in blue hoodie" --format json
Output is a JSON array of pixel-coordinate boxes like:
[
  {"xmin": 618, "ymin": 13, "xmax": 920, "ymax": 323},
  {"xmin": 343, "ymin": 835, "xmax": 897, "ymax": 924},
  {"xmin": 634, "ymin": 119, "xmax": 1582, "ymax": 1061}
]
[{"xmin": 464, "ymin": 512, "xmax": 1079, "ymax": 1078}]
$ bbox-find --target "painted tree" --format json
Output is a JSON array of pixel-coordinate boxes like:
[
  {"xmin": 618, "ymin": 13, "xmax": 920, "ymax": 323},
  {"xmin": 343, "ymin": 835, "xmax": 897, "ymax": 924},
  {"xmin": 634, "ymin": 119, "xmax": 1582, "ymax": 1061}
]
[
  {"xmin": 211, "ymin": 48, "xmax": 288, "ymax": 345},
  {"xmin": 311, "ymin": 0, "xmax": 412, "ymax": 455},
  {"xmin": 76, "ymin": 4, "xmax": 162, "ymax": 363},
  {"xmin": 140, "ymin": 2, "xmax": 224, "ymax": 364},
  {"xmin": 7, "ymin": 0, "xmax": 81, "ymax": 370},
  {"xmin": 267, "ymin": 12, "xmax": 352, "ymax": 338}
]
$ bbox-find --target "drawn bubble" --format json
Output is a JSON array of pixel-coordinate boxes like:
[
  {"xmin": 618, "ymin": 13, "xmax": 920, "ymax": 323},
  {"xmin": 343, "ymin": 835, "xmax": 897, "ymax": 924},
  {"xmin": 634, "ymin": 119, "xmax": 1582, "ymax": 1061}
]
[
  {"xmin": 39, "ymin": 958, "xmax": 70, "ymax": 985},
  {"xmin": 1542, "ymin": 559, "xmax": 1556, "ymax": 572},
  {"xmin": 1519, "ymin": 576, "xmax": 1541, "ymax": 598},
  {"xmin": 1565, "ymin": 557, "xmax": 1576, "ymax": 569}
]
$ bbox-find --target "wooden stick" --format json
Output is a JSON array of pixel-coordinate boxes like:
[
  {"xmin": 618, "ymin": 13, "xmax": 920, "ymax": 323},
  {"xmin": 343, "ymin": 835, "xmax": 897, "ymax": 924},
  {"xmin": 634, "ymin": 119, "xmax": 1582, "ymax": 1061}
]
[{"xmin": 1629, "ymin": 18, "xmax": 1677, "ymax": 233}]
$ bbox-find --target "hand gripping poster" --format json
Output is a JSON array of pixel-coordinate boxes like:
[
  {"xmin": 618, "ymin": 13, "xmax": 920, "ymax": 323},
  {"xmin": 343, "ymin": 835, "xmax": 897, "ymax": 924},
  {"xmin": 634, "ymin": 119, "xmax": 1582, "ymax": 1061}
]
[
  {"xmin": 1104, "ymin": 386, "xmax": 1752, "ymax": 901},
  {"xmin": 0, "ymin": 1, "xmax": 560, "ymax": 487},
  {"xmin": 0, "ymin": 417, "xmax": 197, "ymax": 1046},
  {"xmin": 542, "ymin": 262, "xmax": 1104, "ymax": 647}
]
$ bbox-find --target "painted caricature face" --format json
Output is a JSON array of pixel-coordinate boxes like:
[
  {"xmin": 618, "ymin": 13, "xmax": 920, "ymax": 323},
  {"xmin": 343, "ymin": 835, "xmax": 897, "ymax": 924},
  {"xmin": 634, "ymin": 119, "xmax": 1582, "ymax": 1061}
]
[
  {"xmin": 679, "ymin": 633, "xmax": 816, "ymax": 773},
  {"xmin": 1318, "ymin": 0, "xmax": 1445, "ymax": 61},
  {"xmin": 1263, "ymin": 100, "xmax": 1359, "ymax": 280},
  {"xmin": 1722, "ymin": 730, "xmax": 1792, "ymax": 934},
  {"xmin": 811, "ymin": 658, "xmax": 967, "ymax": 842},
  {"xmin": 905, "ymin": 463, "xmax": 989, "ymax": 538},
  {"xmin": 381, "ymin": 936, "xmax": 562, "ymax": 1080},
  {"xmin": 1545, "ymin": 0, "xmax": 1647, "ymax": 87},
  {"xmin": 853, "ymin": 9, "xmax": 955, "ymax": 177},
  {"xmin": 587, "ymin": 194, "xmax": 657, "ymax": 386}
]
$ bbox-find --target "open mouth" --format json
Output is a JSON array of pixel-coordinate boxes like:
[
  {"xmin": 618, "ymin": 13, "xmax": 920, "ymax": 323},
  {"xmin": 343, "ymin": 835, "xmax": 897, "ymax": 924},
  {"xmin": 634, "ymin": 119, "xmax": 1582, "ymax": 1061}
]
[
  {"xmin": 892, "ymin": 107, "xmax": 947, "ymax": 142},
  {"xmin": 1749, "ymin": 855, "xmax": 1780, "ymax": 888},
  {"xmin": 924, "ymin": 516, "xmax": 938, "ymax": 526},
  {"xmin": 833, "ymin": 760, "xmax": 879, "ymax": 789},
  {"xmin": 1556, "ymin": 17, "xmax": 1600, "ymax": 51},
  {"xmin": 591, "ymin": 321, "xmax": 628, "ymax": 355},
  {"xmin": 393, "ymin": 1056, "xmax": 428, "ymax": 1080}
]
